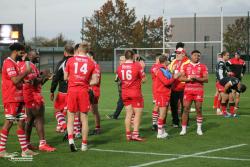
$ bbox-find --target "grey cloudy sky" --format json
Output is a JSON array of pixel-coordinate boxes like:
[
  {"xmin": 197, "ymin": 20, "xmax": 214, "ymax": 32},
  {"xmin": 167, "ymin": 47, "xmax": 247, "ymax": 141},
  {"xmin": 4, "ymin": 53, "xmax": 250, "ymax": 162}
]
[{"xmin": 0, "ymin": 0, "xmax": 250, "ymax": 43}]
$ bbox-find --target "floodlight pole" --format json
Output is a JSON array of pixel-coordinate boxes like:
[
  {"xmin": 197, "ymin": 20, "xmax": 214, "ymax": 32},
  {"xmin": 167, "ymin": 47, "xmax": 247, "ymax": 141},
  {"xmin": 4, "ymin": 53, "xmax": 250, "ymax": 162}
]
[
  {"xmin": 34, "ymin": 0, "xmax": 37, "ymax": 46},
  {"xmin": 220, "ymin": 6, "xmax": 223, "ymax": 52},
  {"xmin": 163, "ymin": 9, "xmax": 165, "ymax": 54}
]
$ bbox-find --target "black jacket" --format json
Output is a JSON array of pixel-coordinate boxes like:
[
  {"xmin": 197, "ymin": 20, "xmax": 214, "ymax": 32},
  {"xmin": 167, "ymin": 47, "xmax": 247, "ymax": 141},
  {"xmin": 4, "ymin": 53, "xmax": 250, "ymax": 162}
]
[{"xmin": 50, "ymin": 56, "xmax": 72, "ymax": 93}]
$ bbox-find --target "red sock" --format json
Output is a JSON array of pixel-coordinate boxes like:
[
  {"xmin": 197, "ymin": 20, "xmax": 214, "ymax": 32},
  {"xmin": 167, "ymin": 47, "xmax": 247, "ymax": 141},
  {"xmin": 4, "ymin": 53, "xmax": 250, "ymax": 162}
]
[
  {"xmin": 126, "ymin": 131, "xmax": 131, "ymax": 139},
  {"xmin": 157, "ymin": 118, "xmax": 164, "ymax": 130},
  {"xmin": 221, "ymin": 103, "xmax": 227, "ymax": 115},
  {"xmin": 0, "ymin": 129, "xmax": 8, "ymax": 152},
  {"xmin": 16, "ymin": 129, "xmax": 28, "ymax": 151},
  {"xmin": 82, "ymin": 140, "xmax": 87, "ymax": 145},
  {"xmin": 95, "ymin": 125, "xmax": 100, "ymax": 130},
  {"xmin": 229, "ymin": 103, "xmax": 235, "ymax": 115},
  {"xmin": 213, "ymin": 95, "xmax": 218, "ymax": 108},
  {"xmin": 182, "ymin": 120, "xmax": 187, "ymax": 126}
]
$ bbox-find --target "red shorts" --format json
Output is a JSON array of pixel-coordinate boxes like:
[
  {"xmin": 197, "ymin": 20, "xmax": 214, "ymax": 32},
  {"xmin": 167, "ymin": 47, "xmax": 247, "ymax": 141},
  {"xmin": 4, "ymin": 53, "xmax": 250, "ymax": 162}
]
[
  {"xmin": 216, "ymin": 81, "xmax": 224, "ymax": 92},
  {"xmin": 184, "ymin": 90, "xmax": 204, "ymax": 102},
  {"xmin": 54, "ymin": 92, "xmax": 67, "ymax": 111},
  {"xmin": 24, "ymin": 91, "xmax": 44, "ymax": 109},
  {"xmin": 4, "ymin": 102, "xmax": 25, "ymax": 120},
  {"xmin": 67, "ymin": 89, "xmax": 90, "ymax": 113},
  {"xmin": 122, "ymin": 96, "xmax": 144, "ymax": 108},
  {"xmin": 155, "ymin": 95, "xmax": 170, "ymax": 107}
]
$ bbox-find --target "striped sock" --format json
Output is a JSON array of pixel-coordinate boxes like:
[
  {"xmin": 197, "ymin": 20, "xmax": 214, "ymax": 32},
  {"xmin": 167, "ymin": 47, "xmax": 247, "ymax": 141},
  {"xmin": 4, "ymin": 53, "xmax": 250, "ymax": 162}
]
[
  {"xmin": 16, "ymin": 129, "xmax": 28, "ymax": 152},
  {"xmin": 55, "ymin": 111, "xmax": 67, "ymax": 130},
  {"xmin": 39, "ymin": 140, "xmax": 46, "ymax": 146},
  {"xmin": 132, "ymin": 131, "xmax": 139, "ymax": 138},
  {"xmin": 0, "ymin": 129, "xmax": 8, "ymax": 152},
  {"xmin": 74, "ymin": 116, "xmax": 81, "ymax": 135},
  {"xmin": 196, "ymin": 116, "xmax": 203, "ymax": 128},
  {"xmin": 152, "ymin": 111, "xmax": 158, "ymax": 125}
]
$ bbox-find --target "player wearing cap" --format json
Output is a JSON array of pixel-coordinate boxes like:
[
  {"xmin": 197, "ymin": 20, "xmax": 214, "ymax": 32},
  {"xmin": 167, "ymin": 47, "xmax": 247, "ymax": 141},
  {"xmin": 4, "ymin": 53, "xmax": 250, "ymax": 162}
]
[
  {"xmin": 0, "ymin": 43, "xmax": 38, "ymax": 157},
  {"xmin": 150, "ymin": 56, "xmax": 160, "ymax": 131},
  {"xmin": 168, "ymin": 47, "xmax": 190, "ymax": 127},
  {"xmin": 179, "ymin": 50, "xmax": 208, "ymax": 136},
  {"xmin": 64, "ymin": 43, "xmax": 98, "ymax": 152},
  {"xmin": 50, "ymin": 45, "xmax": 74, "ymax": 133},
  {"xmin": 218, "ymin": 77, "xmax": 246, "ymax": 117},
  {"xmin": 117, "ymin": 50, "xmax": 146, "ymax": 141},
  {"xmin": 227, "ymin": 51, "xmax": 246, "ymax": 109}
]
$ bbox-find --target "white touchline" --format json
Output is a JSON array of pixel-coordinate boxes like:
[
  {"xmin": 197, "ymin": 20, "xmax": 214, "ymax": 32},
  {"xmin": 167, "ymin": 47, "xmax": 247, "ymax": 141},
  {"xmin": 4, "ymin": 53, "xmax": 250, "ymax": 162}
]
[
  {"xmin": 129, "ymin": 144, "xmax": 247, "ymax": 167},
  {"xmin": 90, "ymin": 147, "xmax": 250, "ymax": 162},
  {"xmin": 90, "ymin": 148, "xmax": 180, "ymax": 156}
]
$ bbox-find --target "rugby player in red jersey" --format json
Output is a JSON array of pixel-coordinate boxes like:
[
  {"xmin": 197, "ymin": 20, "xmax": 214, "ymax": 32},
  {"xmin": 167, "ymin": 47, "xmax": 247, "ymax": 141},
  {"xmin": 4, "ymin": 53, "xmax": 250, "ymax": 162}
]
[
  {"xmin": 0, "ymin": 43, "xmax": 37, "ymax": 157},
  {"xmin": 64, "ymin": 43, "xmax": 98, "ymax": 152},
  {"xmin": 117, "ymin": 50, "xmax": 146, "ymax": 141},
  {"xmin": 20, "ymin": 50, "xmax": 56, "ymax": 152},
  {"xmin": 150, "ymin": 56, "xmax": 159, "ymax": 131},
  {"xmin": 154, "ymin": 55, "xmax": 180, "ymax": 138},
  {"xmin": 88, "ymin": 51, "xmax": 102, "ymax": 135},
  {"xmin": 179, "ymin": 50, "xmax": 208, "ymax": 136}
]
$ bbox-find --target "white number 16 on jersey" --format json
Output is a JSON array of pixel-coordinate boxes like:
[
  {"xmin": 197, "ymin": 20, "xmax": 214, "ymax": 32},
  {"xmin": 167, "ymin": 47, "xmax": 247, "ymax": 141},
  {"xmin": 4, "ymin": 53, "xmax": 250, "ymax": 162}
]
[
  {"xmin": 121, "ymin": 69, "xmax": 132, "ymax": 80},
  {"xmin": 74, "ymin": 62, "xmax": 88, "ymax": 74}
]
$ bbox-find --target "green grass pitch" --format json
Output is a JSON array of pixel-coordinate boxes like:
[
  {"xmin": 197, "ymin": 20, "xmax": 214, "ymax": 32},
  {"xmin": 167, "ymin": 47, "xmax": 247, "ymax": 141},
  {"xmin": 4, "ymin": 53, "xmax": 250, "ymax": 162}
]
[{"xmin": 0, "ymin": 73, "xmax": 250, "ymax": 167}]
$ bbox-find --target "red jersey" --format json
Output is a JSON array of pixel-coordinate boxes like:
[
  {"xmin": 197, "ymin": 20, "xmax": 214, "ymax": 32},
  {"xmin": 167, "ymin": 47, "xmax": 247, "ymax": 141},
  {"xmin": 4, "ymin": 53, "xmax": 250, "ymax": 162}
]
[
  {"xmin": 1, "ymin": 57, "xmax": 23, "ymax": 103},
  {"xmin": 155, "ymin": 64, "xmax": 174, "ymax": 97},
  {"xmin": 19, "ymin": 61, "xmax": 41, "ymax": 92},
  {"xmin": 181, "ymin": 62, "xmax": 208, "ymax": 92},
  {"xmin": 91, "ymin": 62, "xmax": 101, "ymax": 97},
  {"xmin": 117, "ymin": 61, "xmax": 145, "ymax": 98},
  {"xmin": 150, "ymin": 63, "xmax": 159, "ymax": 96},
  {"xmin": 169, "ymin": 56, "xmax": 190, "ymax": 91},
  {"xmin": 227, "ymin": 57, "xmax": 246, "ymax": 79},
  {"xmin": 65, "ymin": 55, "xmax": 95, "ymax": 90}
]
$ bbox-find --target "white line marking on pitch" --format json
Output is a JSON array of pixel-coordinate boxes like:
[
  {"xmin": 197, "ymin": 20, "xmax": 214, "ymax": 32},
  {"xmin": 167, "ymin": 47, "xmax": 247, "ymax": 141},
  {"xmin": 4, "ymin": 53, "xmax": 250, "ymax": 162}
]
[
  {"xmin": 129, "ymin": 144, "xmax": 247, "ymax": 167},
  {"xmin": 90, "ymin": 146, "xmax": 250, "ymax": 162}
]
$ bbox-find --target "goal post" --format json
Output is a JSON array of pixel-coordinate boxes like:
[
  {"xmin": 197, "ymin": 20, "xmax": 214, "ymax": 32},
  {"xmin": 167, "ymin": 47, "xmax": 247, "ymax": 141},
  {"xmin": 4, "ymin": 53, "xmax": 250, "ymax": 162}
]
[{"xmin": 114, "ymin": 47, "xmax": 175, "ymax": 73}]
